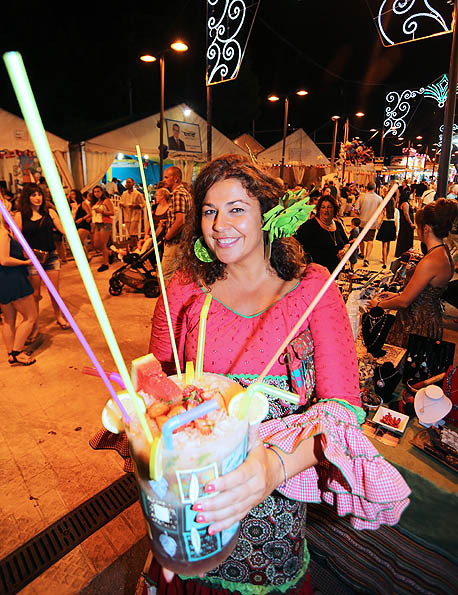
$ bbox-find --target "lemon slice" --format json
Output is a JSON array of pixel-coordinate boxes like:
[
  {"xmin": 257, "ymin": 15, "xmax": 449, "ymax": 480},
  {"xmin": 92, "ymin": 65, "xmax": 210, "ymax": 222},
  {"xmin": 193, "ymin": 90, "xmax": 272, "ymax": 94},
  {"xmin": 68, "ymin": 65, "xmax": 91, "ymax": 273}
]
[
  {"xmin": 149, "ymin": 436, "xmax": 163, "ymax": 481},
  {"xmin": 228, "ymin": 391, "xmax": 269, "ymax": 425},
  {"xmin": 101, "ymin": 391, "xmax": 146, "ymax": 434}
]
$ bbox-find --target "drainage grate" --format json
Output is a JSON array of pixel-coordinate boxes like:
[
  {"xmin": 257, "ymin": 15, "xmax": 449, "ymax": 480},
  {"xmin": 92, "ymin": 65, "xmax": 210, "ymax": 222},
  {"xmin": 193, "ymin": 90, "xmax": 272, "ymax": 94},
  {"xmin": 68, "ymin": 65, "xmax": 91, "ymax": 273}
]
[{"xmin": 0, "ymin": 473, "xmax": 139, "ymax": 594}]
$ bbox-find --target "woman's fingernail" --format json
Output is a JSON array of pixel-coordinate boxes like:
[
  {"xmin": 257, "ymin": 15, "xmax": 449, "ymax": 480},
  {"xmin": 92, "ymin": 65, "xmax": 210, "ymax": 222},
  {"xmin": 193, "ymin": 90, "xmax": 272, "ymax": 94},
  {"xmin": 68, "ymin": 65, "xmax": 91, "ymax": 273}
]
[
  {"xmin": 196, "ymin": 514, "xmax": 206, "ymax": 523},
  {"xmin": 192, "ymin": 503, "xmax": 204, "ymax": 511},
  {"xmin": 205, "ymin": 484, "xmax": 215, "ymax": 493},
  {"xmin": 208, "ymin": 527, "xmax": 215, "ymax": 536}
]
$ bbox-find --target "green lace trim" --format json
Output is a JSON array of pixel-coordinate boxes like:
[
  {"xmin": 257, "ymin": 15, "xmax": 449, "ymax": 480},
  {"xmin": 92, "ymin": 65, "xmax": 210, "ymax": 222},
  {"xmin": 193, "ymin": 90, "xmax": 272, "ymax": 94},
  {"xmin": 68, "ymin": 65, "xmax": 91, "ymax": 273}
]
[
  {"xmin": 180, "ymin": 542, "xmax": 310, "ymax": 594},
  {"xmin": 200, "ymin": 280, "xmax": 300, "ymax": 319},
  {"xmin": 318, "ymin": 398, "xmax": 366, "ymax": 426},
  {"xmin": 225, "ymin": 372, "xmax": 289, "ymax": 384}
]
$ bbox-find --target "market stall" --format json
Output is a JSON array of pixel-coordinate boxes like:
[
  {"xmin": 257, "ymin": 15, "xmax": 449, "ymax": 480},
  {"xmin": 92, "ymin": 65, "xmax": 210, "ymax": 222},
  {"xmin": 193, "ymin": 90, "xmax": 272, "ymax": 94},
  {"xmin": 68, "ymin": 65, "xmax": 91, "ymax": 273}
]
[
  {"xmin": 321, "ymin": 259, "xmax": 458, "ymax": 592},
  {"xmin": 75, "ymin": 103, "xmax": 247, "ymax": 191},
  {"xmin": 0, "ymin": 108, "xmax": 74, "ymax": 193},
  {"xmin": 256, "ymin": 128, "xmax": 330, "ymax": 185}
]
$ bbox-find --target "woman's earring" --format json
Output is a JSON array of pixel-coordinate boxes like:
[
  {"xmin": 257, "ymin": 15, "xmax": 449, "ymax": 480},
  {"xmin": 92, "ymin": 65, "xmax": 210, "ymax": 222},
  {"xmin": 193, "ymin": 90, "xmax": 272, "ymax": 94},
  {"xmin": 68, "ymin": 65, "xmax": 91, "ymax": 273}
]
[
  {"xmin": 264, "ymin": 232, "xmax": 272, "ymax": 261},
  {"xmin": 194, "ymin": 237, "xmax": 216, "ymax": 262}
]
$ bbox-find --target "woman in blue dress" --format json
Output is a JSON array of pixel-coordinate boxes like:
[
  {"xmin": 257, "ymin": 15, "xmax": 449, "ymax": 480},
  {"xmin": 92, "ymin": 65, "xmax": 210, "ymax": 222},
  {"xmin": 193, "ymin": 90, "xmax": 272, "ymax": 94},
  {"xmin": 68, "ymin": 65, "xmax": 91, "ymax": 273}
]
[{"xmin": 0, "ymin": 199, "xmax": 37, "ymax": 365}]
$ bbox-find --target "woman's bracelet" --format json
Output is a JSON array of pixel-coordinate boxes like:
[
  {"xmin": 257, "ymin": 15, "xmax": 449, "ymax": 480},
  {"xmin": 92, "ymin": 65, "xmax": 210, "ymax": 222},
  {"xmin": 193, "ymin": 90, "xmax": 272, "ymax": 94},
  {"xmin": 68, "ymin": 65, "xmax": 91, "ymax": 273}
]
[{"xmin": 267, "ymin": 446, "xmax": 288, "ymax": 488}]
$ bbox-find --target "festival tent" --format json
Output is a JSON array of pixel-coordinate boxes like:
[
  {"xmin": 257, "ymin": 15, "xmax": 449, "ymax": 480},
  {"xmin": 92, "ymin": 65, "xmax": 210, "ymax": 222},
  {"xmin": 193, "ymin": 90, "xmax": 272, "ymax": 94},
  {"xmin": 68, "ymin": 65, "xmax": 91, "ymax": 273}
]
[
  {"xmin": 233, "ymin": 133, "xmax": 264, "ymax": 156},
  {"xmin": 0, "ymin": 108, "xmax": 74, "ymax": 192},
  {"xmin": 80, "ymin": 103, "xmax": 247, "ymax": 191},
  {"xmin": 256, "ymin": 128, "xmax": 330, "ymax": 186}
]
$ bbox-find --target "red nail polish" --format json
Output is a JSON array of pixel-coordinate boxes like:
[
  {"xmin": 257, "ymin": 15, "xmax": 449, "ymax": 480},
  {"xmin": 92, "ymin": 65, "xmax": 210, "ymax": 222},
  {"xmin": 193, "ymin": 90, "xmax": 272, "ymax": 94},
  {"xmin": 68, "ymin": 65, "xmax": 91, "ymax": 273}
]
[
  {"xmin": 193, "ymin": 503, "xmax": 204, "ymax": 511},
  {"xmin": 208, "ymin": 527, "xmax": 215, "ymax": 536},
  {"xmin": 196, "ymin": 514, "xmax": 206, "ymax": 523},
  {"xmin": 205, "ymin": 484, "xmax": 215, "ymax": 493}
]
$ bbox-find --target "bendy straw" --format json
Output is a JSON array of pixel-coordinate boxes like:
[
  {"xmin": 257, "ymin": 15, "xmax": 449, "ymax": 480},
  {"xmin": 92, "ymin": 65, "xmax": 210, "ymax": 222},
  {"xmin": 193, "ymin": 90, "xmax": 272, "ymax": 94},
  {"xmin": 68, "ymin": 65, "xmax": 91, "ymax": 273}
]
[
  {"xmin": 0, "ymin": 200, "xmax": 129, "ymax": 422},
  {"xmin": 161, "ymin": 399, "xmax": 219, "ymax": 450},
  {"xmin": 135, "ymin": 144, "xmax": 182, "ymax": 380},
  {"xmin": 3, "ymin": 51, "xmax": 152, "ymax": 442},
  {"xmin": 195, "ymin": 293, "xmax": 212, "ymax": 380},
  {"xmin": 258, "ymin": 183, "xmax": 399, "ymax": 383}
]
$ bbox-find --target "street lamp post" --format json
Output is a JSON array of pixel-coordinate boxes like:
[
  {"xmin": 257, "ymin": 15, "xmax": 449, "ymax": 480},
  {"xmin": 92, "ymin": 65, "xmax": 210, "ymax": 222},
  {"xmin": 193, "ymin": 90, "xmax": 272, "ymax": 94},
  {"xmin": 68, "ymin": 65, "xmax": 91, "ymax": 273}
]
[
  {"xmin": 140, "ymin": 41, "xmax": 188, "ymax": 181},
  {"xmin": 268, "ymin": 89, "xmax": 308, "ymax": 180},
  {"xmin": 341, "ymin": 112, "xmax": 365, "ymax": 182},
  {"xmin": 330, "ymin": 115, "xmax": 340, "ymax": 171}
]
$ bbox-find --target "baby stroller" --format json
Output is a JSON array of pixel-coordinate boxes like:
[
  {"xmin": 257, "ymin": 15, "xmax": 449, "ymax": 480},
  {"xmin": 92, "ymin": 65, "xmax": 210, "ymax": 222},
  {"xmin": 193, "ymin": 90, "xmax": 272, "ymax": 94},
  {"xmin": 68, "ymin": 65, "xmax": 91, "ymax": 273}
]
[{"xmin": 108, "ymin": 241, "xmax": 160, "ymax": 298}]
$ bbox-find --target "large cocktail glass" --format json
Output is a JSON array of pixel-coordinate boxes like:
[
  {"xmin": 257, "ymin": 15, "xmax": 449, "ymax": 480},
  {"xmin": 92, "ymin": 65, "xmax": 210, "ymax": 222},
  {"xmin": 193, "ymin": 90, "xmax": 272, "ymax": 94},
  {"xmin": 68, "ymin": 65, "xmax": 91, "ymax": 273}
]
[{"xmin": 125, "ymin": 373, "xmax": 248, "ymax": 575}]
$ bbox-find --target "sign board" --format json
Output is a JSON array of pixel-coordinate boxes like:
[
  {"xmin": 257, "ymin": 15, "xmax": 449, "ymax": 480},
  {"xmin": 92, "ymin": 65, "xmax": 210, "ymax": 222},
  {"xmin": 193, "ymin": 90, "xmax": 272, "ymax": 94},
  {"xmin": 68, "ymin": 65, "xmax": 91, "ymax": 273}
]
[
  {"xmin": 165, "ymin": 119, "xmax": 202, "ymax": 154},
  {"xmin": 374, "ymin": 157, "xmax": 384, "ymax": 164}
]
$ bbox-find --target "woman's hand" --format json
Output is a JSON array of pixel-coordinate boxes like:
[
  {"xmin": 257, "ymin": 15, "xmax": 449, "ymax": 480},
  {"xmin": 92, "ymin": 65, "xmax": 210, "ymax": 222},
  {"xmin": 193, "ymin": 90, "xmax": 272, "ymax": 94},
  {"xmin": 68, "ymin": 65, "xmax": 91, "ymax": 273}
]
[
  {"xmin": 191, "ymin": 443, "xmax": 279, "ymax": 535},
  {"xmin": 159, "ymin": 444, "xmax": 280, "ymax": 584}
]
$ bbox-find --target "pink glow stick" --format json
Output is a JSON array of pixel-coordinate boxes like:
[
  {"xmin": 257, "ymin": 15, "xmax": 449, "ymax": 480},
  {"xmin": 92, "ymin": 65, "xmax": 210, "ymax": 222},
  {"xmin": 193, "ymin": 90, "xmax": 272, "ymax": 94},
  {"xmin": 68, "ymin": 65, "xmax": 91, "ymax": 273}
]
[
  {"xmin": 0, "ymin": 200, "xmax": 130, "ymax": 422},
  {"xmin": 258, "ymin": 183, "xmax": 399, "ymax": 383}
]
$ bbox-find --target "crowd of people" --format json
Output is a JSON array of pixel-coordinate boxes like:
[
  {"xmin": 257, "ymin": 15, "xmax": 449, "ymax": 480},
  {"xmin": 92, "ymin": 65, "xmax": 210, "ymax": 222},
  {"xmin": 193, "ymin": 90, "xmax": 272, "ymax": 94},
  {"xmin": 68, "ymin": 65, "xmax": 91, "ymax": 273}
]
[
  {"xmin": 2, "ymin": 153, "xmax": 458, "ymax": 594},
  {"xmin": 1, "ymin": 167, "xmax": 457, "ymax": 368}
]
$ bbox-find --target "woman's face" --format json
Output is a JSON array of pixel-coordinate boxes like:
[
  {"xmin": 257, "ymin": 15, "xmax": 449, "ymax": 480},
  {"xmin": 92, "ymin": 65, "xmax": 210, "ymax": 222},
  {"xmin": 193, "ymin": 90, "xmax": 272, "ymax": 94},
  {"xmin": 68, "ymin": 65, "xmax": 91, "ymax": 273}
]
[
  {"xmin": 93, "ymin": 187, "xmax": 103, "ymax": 199},
  {"xmin": 69, "ymin": 190, "xmax": 76, "ymax": 201},
  {"xmin": 201, "ymin": 178, "xmax": 264, "ymax": 266},
  {"xmin": 319, "ymin": 200, "xmax": 334, "ymax": 222},
  {"xmin": 29, "ymin": 191, "xmax": 43, "ymax": 208}
]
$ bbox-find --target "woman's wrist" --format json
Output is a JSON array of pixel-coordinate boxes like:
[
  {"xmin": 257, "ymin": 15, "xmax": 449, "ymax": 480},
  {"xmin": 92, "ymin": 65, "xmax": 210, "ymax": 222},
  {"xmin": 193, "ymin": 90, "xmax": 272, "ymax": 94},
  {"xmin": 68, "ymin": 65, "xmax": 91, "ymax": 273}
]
[{"xmin": 266, "ymin": 446, "xmax": 288, "ymax": 488}]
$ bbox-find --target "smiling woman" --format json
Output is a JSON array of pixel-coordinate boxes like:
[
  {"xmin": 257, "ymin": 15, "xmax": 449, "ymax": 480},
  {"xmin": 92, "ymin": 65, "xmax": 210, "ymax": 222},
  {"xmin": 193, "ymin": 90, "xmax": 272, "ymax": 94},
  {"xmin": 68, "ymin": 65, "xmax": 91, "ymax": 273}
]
[{"xmin": 143, "ymin": 154, "xmax": 411, "ymax": 595}]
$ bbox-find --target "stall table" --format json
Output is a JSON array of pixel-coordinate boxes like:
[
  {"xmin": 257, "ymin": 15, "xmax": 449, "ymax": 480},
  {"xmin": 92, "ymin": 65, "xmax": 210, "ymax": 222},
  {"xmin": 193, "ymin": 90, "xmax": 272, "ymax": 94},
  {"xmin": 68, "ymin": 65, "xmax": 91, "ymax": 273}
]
[{"xmin": 304, "ymin": 417, "xmax": 458, "ymax": 594}]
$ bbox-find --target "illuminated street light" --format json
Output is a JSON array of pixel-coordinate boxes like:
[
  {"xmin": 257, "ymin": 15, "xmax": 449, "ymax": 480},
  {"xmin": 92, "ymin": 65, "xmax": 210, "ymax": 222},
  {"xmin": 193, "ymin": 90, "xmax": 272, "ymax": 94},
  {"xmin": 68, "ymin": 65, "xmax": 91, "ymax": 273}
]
[
  {"xmin": 170, "ymin": 41, "xmax": 188, "ymax": 52},
  {"xmin": 140, "ymin": 40, "xmax": 189, "ymax": 178},
  {"xmin": 267, "ymin": 89, "xmax": 309, "ymax": 178},
  {"xmin": 355, "ymin": 112, "xmax": 365, "ymax": 117},
  {"xmin": 416, "ymin": 135, "xmax": 423, "ymax": 139}
]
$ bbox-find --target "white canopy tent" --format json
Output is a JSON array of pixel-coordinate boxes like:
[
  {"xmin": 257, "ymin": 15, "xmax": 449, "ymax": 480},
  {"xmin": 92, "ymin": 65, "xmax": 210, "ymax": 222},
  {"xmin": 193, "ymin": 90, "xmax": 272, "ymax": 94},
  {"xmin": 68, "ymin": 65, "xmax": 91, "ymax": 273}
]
[
  {"xmin": 82, "ymin": 103, "xmax": 247, "ymax": 191},
  {"xmin": 0, "ymin": 108, "xmax": 73, "ymax": 192},
  {"xmin": 256, "ymin": 129, "xmax": 330, "ymax": 185}
]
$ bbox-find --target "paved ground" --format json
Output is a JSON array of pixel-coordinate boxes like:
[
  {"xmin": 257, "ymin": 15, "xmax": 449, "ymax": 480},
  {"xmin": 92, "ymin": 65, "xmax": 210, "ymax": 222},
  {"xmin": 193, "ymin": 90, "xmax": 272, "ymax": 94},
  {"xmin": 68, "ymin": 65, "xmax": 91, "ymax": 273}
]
[{"xmin": 1, "ymin": 229, "xmax": 457, "ymax": 594}]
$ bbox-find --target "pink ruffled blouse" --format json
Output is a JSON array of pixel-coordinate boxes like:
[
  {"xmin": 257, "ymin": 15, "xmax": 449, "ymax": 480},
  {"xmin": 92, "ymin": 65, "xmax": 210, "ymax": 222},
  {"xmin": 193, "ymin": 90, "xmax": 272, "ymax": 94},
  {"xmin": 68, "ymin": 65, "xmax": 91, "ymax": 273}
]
[{"xmin": 149, "ymin": 263, "xmax": 410, "ymax": 529}]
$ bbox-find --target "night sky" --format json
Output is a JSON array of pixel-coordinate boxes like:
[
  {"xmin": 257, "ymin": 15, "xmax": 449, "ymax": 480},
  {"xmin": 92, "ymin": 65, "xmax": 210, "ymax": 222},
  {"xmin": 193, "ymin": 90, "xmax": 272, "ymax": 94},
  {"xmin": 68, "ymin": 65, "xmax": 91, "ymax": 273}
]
[{"xmin": 0, "ymin": 0, "xmax": 454, "ymax": 160}]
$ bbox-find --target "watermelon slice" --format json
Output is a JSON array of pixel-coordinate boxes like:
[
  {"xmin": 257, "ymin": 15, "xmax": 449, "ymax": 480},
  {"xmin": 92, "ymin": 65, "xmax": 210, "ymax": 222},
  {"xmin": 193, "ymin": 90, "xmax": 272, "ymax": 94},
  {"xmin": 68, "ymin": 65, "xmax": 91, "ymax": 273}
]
[{"xmin": 131, "ymin": 354, "xmax": 182, "ymax": 404}]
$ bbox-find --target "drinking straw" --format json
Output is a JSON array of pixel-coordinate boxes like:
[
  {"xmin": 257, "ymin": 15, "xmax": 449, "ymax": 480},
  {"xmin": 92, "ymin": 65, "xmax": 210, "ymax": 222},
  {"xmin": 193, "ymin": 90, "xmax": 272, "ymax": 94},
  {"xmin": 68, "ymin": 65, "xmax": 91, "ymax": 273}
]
[
  {"xmin": 82, "ymin": 366, "xmax": 125, "ymax": 389},
  {"xmin": 238, "ymin": 382, "xmax": 300, "ymax": 420},
  {"xmin": 0, "ymin": 200, "xmax": 129, "ymax": 422},
  {"xmin": 195, "ymin": 293, "xmax": 212, "ymax": 380},
  {"xmin": 3, "ymin": 51, "xmax": 152, "ymax": 442},
  {"xmin": 257, "ymin": 183, "xmax": 399, "ymax": 384},
  {"xmin": 135, "ymin": 145, "xmax": 182, "ymax": 380},
  {"xmin": 185, "ymin": 361, "xmax": 195, "ymax": 385},
  {"xmin": 162, "ymin": 399, "xmax": 219, "ymax": 450}
]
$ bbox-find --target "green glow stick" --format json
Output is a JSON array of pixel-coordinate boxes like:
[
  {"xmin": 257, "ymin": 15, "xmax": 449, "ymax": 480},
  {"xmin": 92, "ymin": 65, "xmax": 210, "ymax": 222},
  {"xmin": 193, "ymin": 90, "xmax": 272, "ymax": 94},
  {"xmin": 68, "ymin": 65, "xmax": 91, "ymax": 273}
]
[
  {"xmin": 135, "ymin": 144, "xmax": 182, "ymax": 380},
  {"xmin": 3, "ymin": 51, "xmax": 152, "ymax": 444},
  {"xmin": 195, "ymin": 293, "xmax": 212, "ymax": 380},
  {"xmin": 239, "ymin": 382, "xmax": 300, "ymax": 419}
]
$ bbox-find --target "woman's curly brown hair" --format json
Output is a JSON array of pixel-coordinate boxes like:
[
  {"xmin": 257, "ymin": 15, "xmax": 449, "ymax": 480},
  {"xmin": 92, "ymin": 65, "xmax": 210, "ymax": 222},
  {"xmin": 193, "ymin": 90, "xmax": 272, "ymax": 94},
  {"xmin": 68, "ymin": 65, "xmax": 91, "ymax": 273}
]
[{"xmin": 179, "ymin": 154, "xmax": 306, "ymax": 286}]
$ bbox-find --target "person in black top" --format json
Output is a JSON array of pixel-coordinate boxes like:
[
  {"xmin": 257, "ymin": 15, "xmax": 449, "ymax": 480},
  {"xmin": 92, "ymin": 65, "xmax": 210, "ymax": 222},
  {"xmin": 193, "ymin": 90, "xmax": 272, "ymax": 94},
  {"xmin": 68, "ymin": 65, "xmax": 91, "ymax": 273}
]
[
  {"xmin": 296, "ymin": 195, "xmax": 349, "ymax": 273},
  {"xmin": 14, "ymin": 183, "xmax": 69, "ymax": 341}
]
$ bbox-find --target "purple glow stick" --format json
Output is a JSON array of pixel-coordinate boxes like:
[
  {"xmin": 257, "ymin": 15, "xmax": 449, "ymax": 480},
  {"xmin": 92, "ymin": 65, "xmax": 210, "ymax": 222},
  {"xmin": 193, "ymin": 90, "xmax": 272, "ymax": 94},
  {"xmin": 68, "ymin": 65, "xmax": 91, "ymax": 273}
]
[
  {"xmin": 0, "ymin": 200, "xmax": 130, "ymax": 423},
  {"xmin": 162, "ymin": 399, "xmax": 219, "ymax": 450},
  {"xmin": 82, "ymin": 366, "xmax": 125, "ymax": 389}
]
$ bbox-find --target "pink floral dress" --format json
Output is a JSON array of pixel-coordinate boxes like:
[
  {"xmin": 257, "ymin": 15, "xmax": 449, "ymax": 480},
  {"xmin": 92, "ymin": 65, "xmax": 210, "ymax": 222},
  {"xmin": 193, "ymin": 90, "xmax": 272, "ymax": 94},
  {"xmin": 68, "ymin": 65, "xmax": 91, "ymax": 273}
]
[{"xmin": 145, "ymin": 263, "xmax": 410, "ymax": 594}]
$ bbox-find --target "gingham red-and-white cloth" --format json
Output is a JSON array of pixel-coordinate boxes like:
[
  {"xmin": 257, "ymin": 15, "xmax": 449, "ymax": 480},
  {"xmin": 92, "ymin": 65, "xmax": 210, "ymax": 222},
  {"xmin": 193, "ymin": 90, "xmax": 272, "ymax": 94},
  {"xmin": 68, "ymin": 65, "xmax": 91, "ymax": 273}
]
[{"xmin": 259, "ymin": 401, "xmax": 411, "ymax": 530}]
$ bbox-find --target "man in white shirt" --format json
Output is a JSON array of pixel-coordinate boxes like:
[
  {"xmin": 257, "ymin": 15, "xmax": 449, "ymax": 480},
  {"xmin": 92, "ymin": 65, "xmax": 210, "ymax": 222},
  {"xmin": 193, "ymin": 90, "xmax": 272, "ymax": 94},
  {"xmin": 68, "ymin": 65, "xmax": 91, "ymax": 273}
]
[
  {"xmin": 354, "ymin": 182, "xmax": 382, "ymax": 267},
  {"xmin": 120, "ymin": 178, "xmax": 145, "ymax": 247},
  {"xmin": 105, "ymin": 178, "xmax": 118, "ymax": 196},
  {"xmin": 421, "ymin": 183, "xmax": 436, "ymax": 205}
]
